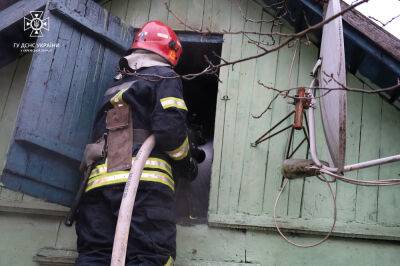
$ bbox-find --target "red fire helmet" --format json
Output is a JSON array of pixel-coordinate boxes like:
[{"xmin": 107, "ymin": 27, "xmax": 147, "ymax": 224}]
[{"xmin": 130, "ymin": 21, "xmax": 182, "ymax": 66}]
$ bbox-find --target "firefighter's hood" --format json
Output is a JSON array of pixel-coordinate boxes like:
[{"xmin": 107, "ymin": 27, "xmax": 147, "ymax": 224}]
[{"xmin": 119, "ymin": 49, "xmax": 170, "ymax": 72}]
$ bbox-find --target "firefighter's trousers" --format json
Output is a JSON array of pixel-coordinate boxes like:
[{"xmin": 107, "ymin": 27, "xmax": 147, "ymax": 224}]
[{"xmin": 75, "ymin": 182, "xmax": 176, "ymax": 266}]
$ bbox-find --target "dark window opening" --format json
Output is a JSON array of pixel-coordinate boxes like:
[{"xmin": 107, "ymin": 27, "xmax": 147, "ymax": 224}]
[{"xmin": 174, "ymin": 33, "xmax": 223, "ymax": 225}]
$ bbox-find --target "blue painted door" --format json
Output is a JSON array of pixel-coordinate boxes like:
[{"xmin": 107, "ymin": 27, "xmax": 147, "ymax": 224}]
[{"xmin": 1, "ymin": 0, "xmax": 134, "ymax": 206}]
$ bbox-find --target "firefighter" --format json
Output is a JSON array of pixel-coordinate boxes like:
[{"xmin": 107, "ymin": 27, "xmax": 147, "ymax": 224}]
[{"xmin": 75, "ymin": 21, "xmax": 197, "ymax": 266}]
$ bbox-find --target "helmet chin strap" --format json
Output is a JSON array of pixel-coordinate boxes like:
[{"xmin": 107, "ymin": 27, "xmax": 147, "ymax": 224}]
[
  {"xmin": 115, "ymin": 50, "xmax": 170, "ymax": 80},
  {"xmin": 119, "ymin": 57, "xmax": 135, "ymax": 72}
]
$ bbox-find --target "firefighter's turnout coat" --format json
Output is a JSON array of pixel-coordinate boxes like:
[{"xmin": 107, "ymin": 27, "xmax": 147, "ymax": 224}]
[{"xmin": 75, "ymin": 54, "xmax": 189, "ymax": 265}]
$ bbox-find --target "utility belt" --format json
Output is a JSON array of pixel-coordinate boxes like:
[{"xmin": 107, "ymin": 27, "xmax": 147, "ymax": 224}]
[
  {"xmin": 85, "ymin": 157, "xmax": 174, "ymax": 193},
  {"xmin": 80, "ymin": 102, "xmax": 171, "ymax": 193},
  {"xmin": 79, "ymin": 128, "xmax": 150, "ymax": 172}
]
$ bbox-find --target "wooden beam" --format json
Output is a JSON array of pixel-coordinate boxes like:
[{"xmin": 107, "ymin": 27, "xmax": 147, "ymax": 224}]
[
  {"xmin": 341, "ymin": 1, "xmax": 400, "ymax": 63},
  {"xmin": 0, "ymin": 0, "xmax": 47, "ymax": 32},
  {"xmin": 0, "ymin": 198, "xmax": 69, "ymax": 217},
  {"xmin": 34, "ymin": 248, "xmax": 77, "ymax": 266},
  {"xmin": 389, "ymin": 87, "xmax": 400, "ymax": 104},
  {"xmin": 209, "ymin": 213, "xmax": 400, "ymax": 242},
  {"xmin": 33, "ymin": 247, "xmax": 260, "ymax": 266},
  {"xmin": 177, "ymin": 32, "xmax": 223, "ymax": 44}
]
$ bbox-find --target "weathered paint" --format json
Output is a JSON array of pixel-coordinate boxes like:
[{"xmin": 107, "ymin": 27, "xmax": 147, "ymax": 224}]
[
  {"xmin": 1, "ymin": 0, "xmax": 134, "ymax": 205},
  {"xmin": 0, "ymin": 0, "xmax": 399, "ymax": 265},
  {"xmin": 0, "ymin": 54, "xmax": 32, "ymax": 174},
  {"xmin": 0, "ymin": 212, "xmax": 61, "ymax": 266},
  {"xmin": 1, "ymin": 215, "xmax": 400, "ymax": 266},
  {"xmin": 99, "ymin": 0, "xmax": 400, "ymax": 250}
]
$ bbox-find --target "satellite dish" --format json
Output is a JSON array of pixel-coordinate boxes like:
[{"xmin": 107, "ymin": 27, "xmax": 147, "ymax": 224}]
[{"xmin": 319, "ymin": 0, "xmax": 347, "ymax": 171}]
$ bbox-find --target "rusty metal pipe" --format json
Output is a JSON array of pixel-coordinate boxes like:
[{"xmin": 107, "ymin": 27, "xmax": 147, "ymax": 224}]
[{"xmin": 293, "ymin": 88, "xmax": 305, "ymax": 130}]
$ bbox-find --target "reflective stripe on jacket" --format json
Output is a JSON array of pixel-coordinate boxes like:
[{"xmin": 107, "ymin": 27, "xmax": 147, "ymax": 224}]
[
  {"xmin": 86, "ymin": 157, "xmax": 174, "ymax": 192},
  {"xmin": 90, "ymin": 65, "xmax": 193, "ymax": 189}
]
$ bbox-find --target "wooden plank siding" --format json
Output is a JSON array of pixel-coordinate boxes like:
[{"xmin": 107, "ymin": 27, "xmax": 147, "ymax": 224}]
[
  {"xmin": 100, "ymin": 0, "xmax": 400, "ymax": 240},
  {"xmin": 0, "ymin": 0, "xmax": 398, "ymax": 247},
  {"xmin": 355, "ymin": 86, "xmax": 381, "ymax": 224},
  {"xmin": 261, "ymin": 25, "xmax": 294, "ymax": 217},
  {"xmin": 0, "ymin": 54, "xmax": 32, "ymax": 174},
  {"xmin": 0, "ymin": 1, "xmax": 399, "ymax": 265},
  {"xmin": 378, "ymin": 100, "xmax": 400, "ymax": 226},
  {"xmin": 336, "ymin": 75, "xmax": 363, "ymax": 222},
  {"xmin": 0, "ymin": 0, "xmax": 134, "ymax": 205},
  {"xmin": 216, "ymin": 0, "xmax": 246, "ymax": 215},
  {"xmin": 287, "ymin": 41, "xmax": 315, "ymax": 218},
  {"xmin": 237, "ymin": 9, "xmax": 280, "ymax": 216}
]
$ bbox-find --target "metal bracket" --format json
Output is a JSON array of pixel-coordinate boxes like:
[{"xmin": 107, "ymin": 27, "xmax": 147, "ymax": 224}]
[
  {"xmin": 221, "ymin": 95, "xmax": 230, "ymax": 101},
  {"xmin": 311, "ymin": 58, "xmax": 322, "ymax": 77}
]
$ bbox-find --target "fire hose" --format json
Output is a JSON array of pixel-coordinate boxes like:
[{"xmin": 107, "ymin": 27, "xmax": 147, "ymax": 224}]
[{"xmin": 111, "ymin": 134, "xmax": 156, "ymax": 266}]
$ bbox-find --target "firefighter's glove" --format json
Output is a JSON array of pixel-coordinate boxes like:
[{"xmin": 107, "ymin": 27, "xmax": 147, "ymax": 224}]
[
  {"xmin": 190, "ymin": 146, "xmax": 206, "ymax": 163},
  {"xmin": 187, "ymin": 157, "xmax": 198, "ymax": 182},
  {"xmin": 79, "ymin": 138, "xmax": 105, "ymax": 172}
]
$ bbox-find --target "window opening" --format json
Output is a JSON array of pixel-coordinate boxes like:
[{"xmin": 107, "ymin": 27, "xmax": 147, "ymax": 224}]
[{"xmin": 174, "ymin": 33, "xmax": 222, "ymax": 225}]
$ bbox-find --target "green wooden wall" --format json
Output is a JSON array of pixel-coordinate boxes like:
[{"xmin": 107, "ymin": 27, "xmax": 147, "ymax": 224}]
[
  {"xmin": 101, "ymin": 0, "xmax": 400, "ymax": 240},
  {"xmin": 0, "ymin": 54, "xmax": 32, "ymax": 174},
  {"xmin": 203, "ymin": 0, "xmax": 400, "ymax": 241},
  {"xmin": 0, "ymin": 0, "xmax": 400, "ymax": 265}
]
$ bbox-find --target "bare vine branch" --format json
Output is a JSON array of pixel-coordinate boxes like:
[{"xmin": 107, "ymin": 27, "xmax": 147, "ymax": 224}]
[
  {"xmin": 252, "ymin": 77, "xmax": 400, "ymax": 119},
  {"xmin": 368, "ymin": 14, "xmax": 400, "ymax": 27},
  {"xmin": 124, "ymin": 0, "xmax": 399, "ymax": 132},
  {"xmin": 235, "ymin": 0, "xmax": 286, "ymax": 24},
  {"xmin": 124, "ymin": 0, "xmax": 370, "ymax": 82}
]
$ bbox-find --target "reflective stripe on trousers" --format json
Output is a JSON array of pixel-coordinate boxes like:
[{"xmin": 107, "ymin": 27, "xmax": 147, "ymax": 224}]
[{"xmin": 165, "ymin": 256, "xmax": 174, "ymax": 266}]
